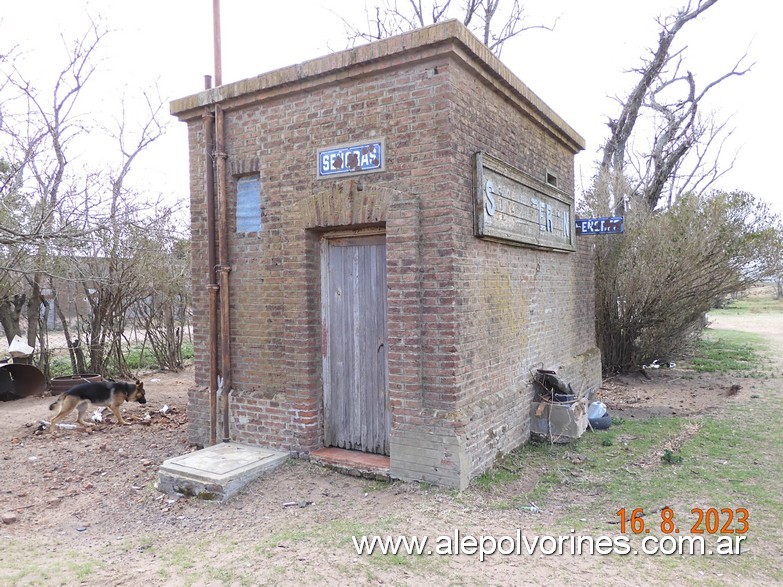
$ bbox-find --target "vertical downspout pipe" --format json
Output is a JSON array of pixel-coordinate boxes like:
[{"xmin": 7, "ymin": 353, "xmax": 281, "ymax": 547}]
[
  {"xmin": 213, "ymin": 0, "xmax": 231, "ymax": 443},
  {"xmin": 203, "ymin": 76, "xmax": 218, "ymax": 447},
  {"xmin": 215, "ymin": 103, "xmax": 231, "ymax": 443},
  {"xmin": 213, "ymin": 0, "xmax": 223, "ymax": 87}
]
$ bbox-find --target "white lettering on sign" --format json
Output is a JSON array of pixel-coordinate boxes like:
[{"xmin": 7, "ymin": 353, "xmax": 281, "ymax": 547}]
[
  {"xmin": 574, "ymin": 217, "xmax": 624, "ymax": 235},
  {"xmin": 320, "ymin": 149, "xmax": 378, "ymax": 173},
  {"xmin": 317, "ymin": 141, "xmax": 384, "ymax": 177},
  {"xmin": 531, "ymin": 198, "xmax": 555, "ymax": 233},
  {"xmin": 485, "ymin": 179, "xmax": 497, "ymax": 216}
]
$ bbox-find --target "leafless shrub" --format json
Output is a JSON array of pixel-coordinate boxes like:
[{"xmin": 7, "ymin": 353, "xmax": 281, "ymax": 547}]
[{"xmin": 591, "ymin": 186, "xmax": 781, "ymax": 373}]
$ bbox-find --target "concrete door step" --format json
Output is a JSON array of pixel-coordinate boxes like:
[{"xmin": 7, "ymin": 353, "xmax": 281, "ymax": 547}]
[
  {"xmin": 310, "ymin": 447, "xmax": 390, "ymax": 480},
  {"xmin": 157, "ymin": 442, "xmax": 288, "ymax": 501}
]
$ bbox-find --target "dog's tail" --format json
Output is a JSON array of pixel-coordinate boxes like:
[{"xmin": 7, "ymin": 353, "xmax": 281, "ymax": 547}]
[{"xmin": 49, "ymin": 395, "xmax": 64, "ymax": 411}]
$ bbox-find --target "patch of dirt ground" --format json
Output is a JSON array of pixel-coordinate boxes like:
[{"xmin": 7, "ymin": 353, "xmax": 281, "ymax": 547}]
[
  {"xmin": 594, "ymin": 367, "xmax": 755, "ymax": 420},
  {"xmin": 0, "ymin": 310, "xmax": 781, "ymax": 586}
]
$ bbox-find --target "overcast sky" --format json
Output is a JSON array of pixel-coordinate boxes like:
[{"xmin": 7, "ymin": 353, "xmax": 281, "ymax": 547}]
[{"xmin": 2, "ymin": 0, "xmax": 781, "ymax": 216}]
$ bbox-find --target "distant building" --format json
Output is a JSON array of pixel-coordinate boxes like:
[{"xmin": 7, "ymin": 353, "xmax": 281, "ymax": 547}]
[{"xmin": 171, "ymin": 20, "xmax": 601, "ymax": 488}]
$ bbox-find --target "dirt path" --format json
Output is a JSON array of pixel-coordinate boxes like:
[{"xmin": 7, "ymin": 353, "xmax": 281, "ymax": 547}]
[{"xmin": 709, "ymin": 312, "xmax": 783, "ymax": 353}]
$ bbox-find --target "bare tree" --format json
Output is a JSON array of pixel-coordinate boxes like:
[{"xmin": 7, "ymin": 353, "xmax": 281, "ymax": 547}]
[
  {"xmin": 584, "ymin": 1, "xmax": 774, "ymax": 374},
  {"xmin": 599, "ymin": 0, "xmax": 751, "ymax": 212},
  {"xmin": 133, "ymin": 236, "xmax": 191, "ymax": 372},
  {"xmin": 1, "ymin": 19, "xmax": 189, "ymax": 379},
  {"xmin": 339, "ymin": 0, "xmax": 555, "ymax": 56},
  {"xmin": 57, "ymin": 91, "xmax": 169, "ymax": 377},
  {"xmin": 0, "ymin": 21, "xmax": 106, "ymax": 355}
]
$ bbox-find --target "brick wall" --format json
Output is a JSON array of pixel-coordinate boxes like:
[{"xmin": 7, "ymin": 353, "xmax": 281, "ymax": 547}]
[
  {"xmin": 174, "ymin": 20, "xmax": 601, "ymax": 487},
  {"xmin": 444, "ymin": 63, "xmax": 602, "ymax": 478}
]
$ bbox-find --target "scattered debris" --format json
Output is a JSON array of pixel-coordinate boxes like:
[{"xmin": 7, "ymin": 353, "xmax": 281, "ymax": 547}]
[
  {"xmin": 2, "ymin": 512, "xmax": 18, "ymax": 524},
  {"xmin": 529, "ymin": 367, "xmax": 590, "ymax": 443},
  {"xmin": 531, "ymin": 368, "xmax": 575, "ymax": 402},
  {"xmin": 642, "ymin": 359, "xmax": 677, "ymax": 370},
  {"xmin": 36, "ymin": 420, "xmax": 81, "ymax": 431},
  {"xmin": 587, "ymin": 400, "xmax": 613, "ymax": 430},
  {"xmin": 91, "ymin": 407, "xmax": 106, "ymax": 422}
]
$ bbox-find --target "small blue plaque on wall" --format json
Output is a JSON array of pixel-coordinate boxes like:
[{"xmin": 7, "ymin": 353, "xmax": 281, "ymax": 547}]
[{"xmin": 318, "ymin": 140, "xmax": 384, "ymax": 178}]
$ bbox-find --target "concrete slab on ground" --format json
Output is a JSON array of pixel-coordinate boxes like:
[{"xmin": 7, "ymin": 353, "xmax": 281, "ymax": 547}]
[{"xmin": 157, "ymin": 443, "xmax": 288, "ymax": 501}]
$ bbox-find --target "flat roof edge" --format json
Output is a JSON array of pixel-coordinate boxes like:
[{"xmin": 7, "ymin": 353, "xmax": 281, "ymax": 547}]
[{"xmin": 170, "ymin": 20, "xmax": 585, "ymax": 152}]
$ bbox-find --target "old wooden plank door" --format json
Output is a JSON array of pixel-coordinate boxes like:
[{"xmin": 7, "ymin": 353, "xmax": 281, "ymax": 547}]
[{"xmin": 322, "ymin": 233, "xmax": 389, "ymax": 454}]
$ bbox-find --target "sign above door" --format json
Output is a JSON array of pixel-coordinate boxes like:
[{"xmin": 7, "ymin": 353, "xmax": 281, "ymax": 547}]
[{"xmin": 318, "ymin": 139, "xmax": 385, "ymax": 178}]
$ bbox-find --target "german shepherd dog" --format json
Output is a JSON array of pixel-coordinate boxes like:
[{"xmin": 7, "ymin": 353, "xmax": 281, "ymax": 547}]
[{"xmin": 48, "ymin": 379, "xmax": 146, "ymax": 433}]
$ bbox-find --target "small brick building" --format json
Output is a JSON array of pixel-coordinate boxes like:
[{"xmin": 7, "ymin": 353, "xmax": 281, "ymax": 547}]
[{"xmin": 171, "ymin": 20, "xmax": 602, "ymax": 488}]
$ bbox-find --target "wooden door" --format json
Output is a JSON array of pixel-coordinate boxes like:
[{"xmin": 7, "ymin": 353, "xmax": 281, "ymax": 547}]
[{"xmin": 322, "ymin": 233, "xmax": 389, "ymax": 454}]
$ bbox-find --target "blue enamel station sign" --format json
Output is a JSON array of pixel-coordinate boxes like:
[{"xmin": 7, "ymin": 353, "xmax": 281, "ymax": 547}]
[
  {"xmin": 318, "ymin": 141, "xmax": 384, "ymax": 177},
  {"xmin": 575, "ymin": 216, "xmax": 624, "ymax": 235}
]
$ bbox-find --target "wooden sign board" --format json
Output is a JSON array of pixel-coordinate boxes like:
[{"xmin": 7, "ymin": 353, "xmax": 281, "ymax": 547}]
[{"xmin": 474, "ymin": 152, "xmax": 575, "ymax": 252}]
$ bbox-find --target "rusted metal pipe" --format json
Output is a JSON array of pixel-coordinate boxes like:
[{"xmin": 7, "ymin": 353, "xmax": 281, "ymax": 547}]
[
  {"xmin": 214, "ymin": 103, "xmax": 231, "ymax": 443},
  {"xmin": 202, "ymin": 77, "xmax": 218, "ymax": 445},
  {"xmin": 213, "ymin": 0, "xmax": 223, "ymax": 87}
]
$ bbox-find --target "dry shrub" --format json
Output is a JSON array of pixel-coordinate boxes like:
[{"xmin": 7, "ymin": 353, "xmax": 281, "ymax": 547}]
[{"xmin": 592, "ymin": 190, "xmax": 781, "ymax": 374}]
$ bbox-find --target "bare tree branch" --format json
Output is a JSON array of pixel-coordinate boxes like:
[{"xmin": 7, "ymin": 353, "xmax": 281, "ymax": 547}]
[
  {"xmin": 336, "ymin": 0, "xmax": 555, "ymax": 56},
  {"xmin": 599, "ymin": 0, "xmax": 753, "ymax": 211},
  {"xmin": 601, "ymin": 0, "xmax": 719, "ymax": 174}
]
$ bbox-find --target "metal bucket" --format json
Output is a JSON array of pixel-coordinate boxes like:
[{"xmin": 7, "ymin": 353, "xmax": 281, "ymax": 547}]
[{"xmin": 48, "ymin": 373, "xmax": 103, "ymax": 396}]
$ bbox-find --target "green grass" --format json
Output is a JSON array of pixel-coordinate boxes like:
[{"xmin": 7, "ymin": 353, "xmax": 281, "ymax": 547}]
[
  {"xmin": 689, "ymin": 328, "xmax": 767, "ymax": 373},
  {"xmin": 471, "ymin": 333, "xmax": 783, "ymax": 583},
  {"xmin": 712, "ymin": 293, "xmax": 783, "ymax": 315},
  {"xmin": 123, "ymin": 341, "xmax": 194, "ymax": 371},
  {"xmin": 252, "ymin": 517, "xmax": 401, "ymax": 559},
  {"xmin": 0, "ymin": 543, "xmax": 104, "ymax": 586},
  {"xmin": 48, "ymin": 355, "xmax": 75, "ymax": 378},
  {"xmin": 474, "ymin": 468, "xmax": 518, "ymax": 489},
  {"xmin": 478, "ymin": 382, "xmax": 779, "ymax": 524},
  {"xmin": 47, "ymin": 340, "xmax": 195, "ymax": 378}
]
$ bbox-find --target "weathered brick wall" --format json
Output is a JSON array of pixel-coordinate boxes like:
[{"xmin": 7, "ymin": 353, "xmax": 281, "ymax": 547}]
[
  {"xmin": 444, "ymin": 62, "xmax": 602, "ymax": 478},
  {"xmin": 176, "ymin": 20, "xmax": 601, "ymax": 486},
  {"xmin": 184, "ymin": 57, "xmax": 456, "ymax": 452}
]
